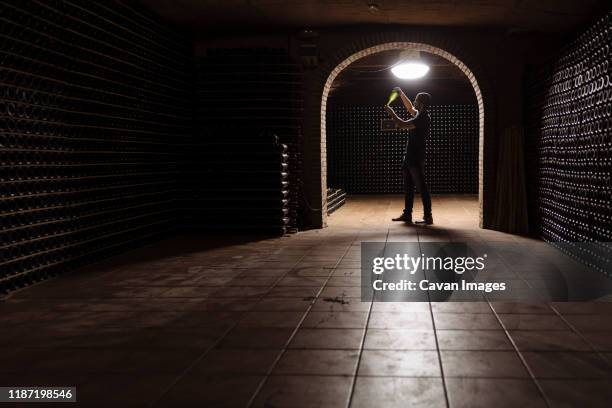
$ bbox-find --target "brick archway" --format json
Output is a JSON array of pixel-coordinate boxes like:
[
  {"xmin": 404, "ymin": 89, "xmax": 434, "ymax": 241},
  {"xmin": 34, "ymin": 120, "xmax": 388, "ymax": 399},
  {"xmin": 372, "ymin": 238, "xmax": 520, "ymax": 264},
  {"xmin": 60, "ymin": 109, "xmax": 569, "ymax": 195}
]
[{"xmin": 301, "ymin": 33, "xmax": 496, "ymax": 230}]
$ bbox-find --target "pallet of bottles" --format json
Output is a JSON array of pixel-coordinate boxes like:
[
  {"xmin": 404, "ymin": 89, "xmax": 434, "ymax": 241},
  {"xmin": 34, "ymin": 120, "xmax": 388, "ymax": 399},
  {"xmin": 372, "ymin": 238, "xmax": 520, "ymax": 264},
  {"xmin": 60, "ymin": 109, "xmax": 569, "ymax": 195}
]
[
  {"xmin": 186, "ymin": 131, "xmax": 291, "ymax": 234},
  {"xmin": 195, "ymin": 47, "xmax": 303, "ymax": 230},
  {"xmin": 278, "ymin": 133, "xmax": 303, "ymax": 233}
]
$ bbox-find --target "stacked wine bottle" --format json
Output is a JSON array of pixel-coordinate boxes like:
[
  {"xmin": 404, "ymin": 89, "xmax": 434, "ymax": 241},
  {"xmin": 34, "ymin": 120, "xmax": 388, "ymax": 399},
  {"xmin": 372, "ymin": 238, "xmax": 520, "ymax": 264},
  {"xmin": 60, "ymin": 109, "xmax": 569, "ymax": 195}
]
[
  {"xmin": 327, "ymin": 104, "xmax": 479, "ymax": 194},
  {"xmin": 194, "ymin": 48, "xmax": 303, "ymax": 232},
  {"xmin": 186, "ymin": 132, "xmax": 291, "ymax": 234},
  {"xmin": 0, "ymin": 0, "xmax": 194, "ymax": 294},
  {"xmin": 525, "ymin": 12, "xmax": 612, "ymax": 276}
]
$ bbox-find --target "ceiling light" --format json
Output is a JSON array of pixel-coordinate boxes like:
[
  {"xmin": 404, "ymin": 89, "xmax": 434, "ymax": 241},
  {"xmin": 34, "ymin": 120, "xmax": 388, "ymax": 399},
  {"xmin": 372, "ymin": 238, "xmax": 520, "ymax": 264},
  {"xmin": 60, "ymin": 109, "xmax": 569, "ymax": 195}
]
[
  {"xmin": 391, "ymin": 50, "xmax": 430, "ymax": 79},
  {"xmin": 391, "ymin": 63, "xmax": 429, "ymax": 79}
]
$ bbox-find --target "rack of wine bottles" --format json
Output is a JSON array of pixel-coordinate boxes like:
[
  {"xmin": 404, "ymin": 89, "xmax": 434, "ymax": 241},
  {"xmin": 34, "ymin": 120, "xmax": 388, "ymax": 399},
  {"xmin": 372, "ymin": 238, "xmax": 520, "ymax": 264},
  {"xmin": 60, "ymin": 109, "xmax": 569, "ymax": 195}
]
[
  {"xmin": 187, "ymin": 132, "xmax": 291, "ymax": 234},
  {"xmin": 327, "ymin": 104, "xmax": 478, "ymax": 194},
  {"xmin": 0, "ymin": 0, "xmax": 194, "ymax": 294},
  {"xmin": 524, "ymin": 12, "xmax": 612, "ymax": 277},
  {"xmin": 327, "ymin": 188, "xmax": 346, "ymax": 215},
  {"xmin": 194, "ymin": 48, "xmax": 303, "ymax": 231}
]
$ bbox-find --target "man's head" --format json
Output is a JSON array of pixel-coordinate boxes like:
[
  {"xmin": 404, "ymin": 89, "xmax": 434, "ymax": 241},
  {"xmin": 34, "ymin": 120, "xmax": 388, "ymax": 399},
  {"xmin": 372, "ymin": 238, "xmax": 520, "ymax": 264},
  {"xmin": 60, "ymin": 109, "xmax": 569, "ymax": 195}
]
[{"xmin": 414, "ymin": 92, "xmax": 432, "ymax": 111}]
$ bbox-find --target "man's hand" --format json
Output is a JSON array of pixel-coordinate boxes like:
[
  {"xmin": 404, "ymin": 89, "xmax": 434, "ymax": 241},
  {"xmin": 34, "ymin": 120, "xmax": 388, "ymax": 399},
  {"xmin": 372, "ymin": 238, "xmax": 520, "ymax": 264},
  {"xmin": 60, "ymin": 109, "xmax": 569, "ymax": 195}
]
[
  {"xmin": 385, "ymin": 104, "xmax": 415, "ymax": 130},
  {"xmin": 385, "ymin": 104, "xmax": 398, "ymax": 120},
  {"xmin": 385, "ymin": 105, "xmax": 402, "ymax": 127}
]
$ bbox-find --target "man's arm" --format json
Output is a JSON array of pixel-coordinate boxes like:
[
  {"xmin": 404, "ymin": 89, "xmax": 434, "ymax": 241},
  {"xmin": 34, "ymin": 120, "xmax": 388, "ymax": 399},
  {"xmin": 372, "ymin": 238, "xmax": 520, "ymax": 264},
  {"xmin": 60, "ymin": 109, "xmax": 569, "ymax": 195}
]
[
  {"xmin": 385, "ymin": 105, "xmax": 416, "ymax": 130},
  {"xmin": 395, "ymin": 87, "xmax": 418, "ymax": 117}
]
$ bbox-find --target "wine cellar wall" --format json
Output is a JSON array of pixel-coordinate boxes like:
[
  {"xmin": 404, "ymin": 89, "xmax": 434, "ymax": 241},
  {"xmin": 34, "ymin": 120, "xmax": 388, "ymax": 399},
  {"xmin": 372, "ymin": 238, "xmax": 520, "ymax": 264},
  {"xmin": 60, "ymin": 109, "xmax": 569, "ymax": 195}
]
[
  {"xmin": 193, "ymin": 48, "xmax": 303, "ymax": 233},
  {"xmin": 327, "ymin": 104, "xmax": 479, "ymax": 194},
  {"xmin": 524, "ymin": 12, "xmax": 612, "ymax": 276},
  {"xmin": 0, "ymin": 0, "xmax": 194, "ymax": 294}
]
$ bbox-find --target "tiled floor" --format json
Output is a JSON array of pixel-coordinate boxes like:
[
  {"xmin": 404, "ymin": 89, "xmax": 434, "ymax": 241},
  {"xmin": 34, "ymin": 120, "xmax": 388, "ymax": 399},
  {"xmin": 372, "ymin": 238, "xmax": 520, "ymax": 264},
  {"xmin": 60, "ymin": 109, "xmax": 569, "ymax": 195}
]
[{"xmin": 1, "ymin": 195, "xmax": 612, "ymax": 407}]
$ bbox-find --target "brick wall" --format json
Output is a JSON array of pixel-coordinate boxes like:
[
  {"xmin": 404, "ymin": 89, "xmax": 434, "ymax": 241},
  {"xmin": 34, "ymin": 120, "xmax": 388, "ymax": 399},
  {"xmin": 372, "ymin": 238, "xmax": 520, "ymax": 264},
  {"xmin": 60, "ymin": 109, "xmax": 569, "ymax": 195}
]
[{"xmin": 301, "ymin": 33, "xmax": 496, "ymax": 228}]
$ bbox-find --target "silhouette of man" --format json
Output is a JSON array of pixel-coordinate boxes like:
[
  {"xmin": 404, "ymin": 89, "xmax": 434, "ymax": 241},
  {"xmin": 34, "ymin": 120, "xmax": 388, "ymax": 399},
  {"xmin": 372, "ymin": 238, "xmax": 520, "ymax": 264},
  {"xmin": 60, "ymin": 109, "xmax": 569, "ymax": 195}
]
[{"xmin": 385, "ymin": 89, "xmax": 433, "ymax": 225}]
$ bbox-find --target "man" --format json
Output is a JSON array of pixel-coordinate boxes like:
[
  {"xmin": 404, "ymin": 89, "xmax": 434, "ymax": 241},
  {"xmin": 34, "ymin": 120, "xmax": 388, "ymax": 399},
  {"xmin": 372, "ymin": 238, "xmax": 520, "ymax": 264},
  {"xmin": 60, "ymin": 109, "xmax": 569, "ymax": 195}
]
[{"xmin": 385, "ymin": 89, "xmax": 433, "ymax": 225}]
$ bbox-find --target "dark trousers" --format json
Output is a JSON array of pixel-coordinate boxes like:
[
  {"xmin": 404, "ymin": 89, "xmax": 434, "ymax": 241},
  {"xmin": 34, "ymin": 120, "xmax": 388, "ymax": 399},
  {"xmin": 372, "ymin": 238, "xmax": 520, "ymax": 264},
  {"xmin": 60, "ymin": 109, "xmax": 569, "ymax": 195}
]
[{"xmin": 403, "ymin": 160, "xmax": 432, "ymax": 217}]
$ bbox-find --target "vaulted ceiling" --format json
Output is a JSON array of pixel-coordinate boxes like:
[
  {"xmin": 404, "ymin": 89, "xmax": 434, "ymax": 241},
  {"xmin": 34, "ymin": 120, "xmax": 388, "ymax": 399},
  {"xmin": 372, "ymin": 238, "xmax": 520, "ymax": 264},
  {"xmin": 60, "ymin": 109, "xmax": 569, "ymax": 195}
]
[
  {"xmin": 329, "ymin": 50, "xmax": 476, "ymax": 105},
  {"xmin": 135, "ymin": 0, "xmax": 609, "ymax": 35}
]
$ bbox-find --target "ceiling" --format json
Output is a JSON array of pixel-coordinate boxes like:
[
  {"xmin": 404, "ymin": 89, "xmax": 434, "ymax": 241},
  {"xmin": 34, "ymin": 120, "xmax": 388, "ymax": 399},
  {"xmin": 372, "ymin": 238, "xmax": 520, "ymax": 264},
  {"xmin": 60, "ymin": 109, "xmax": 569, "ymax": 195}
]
[
  {"xmin": 329, "ymin": 50, "xmax": 476, "ymax": 105},
  {"xmin": 135, "ymin": 0, "xmax": 609, "ymax": 35}
]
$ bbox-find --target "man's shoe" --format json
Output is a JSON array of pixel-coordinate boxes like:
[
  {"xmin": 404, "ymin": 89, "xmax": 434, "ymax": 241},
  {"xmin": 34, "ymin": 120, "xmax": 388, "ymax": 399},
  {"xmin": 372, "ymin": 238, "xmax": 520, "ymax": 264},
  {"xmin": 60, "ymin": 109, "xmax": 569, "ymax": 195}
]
[
  {"xmin": 392, "ymin": 214, "xmax": 412, "ymax": 223},
  {"xmin": 414, "ymin": 216, "xmax": 434, "ymax": 225}
]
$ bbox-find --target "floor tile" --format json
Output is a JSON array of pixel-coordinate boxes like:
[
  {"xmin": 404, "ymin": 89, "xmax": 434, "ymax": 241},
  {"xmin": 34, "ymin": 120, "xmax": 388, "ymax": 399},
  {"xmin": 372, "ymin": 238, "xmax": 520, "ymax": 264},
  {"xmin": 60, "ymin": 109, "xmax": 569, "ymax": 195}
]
[
  {"xmin": 522, "ymin": 352, "xmax": 612, "ymax": 378},
  {"xmin": 302, "ymin": 311, "xmax": 369, "ymax": 329},
  {"xmin": 509, "ymin": 331, "xmax": 592, "ymax": 351},
  {"xmin": 431, "ymin": 302, "xmax": 492, "ymax": 314},
  {"xmin": 77, "ymin": 373, "xmax": 175, "ymax": 406},
  {"xmin": 187, "ymin": 297, "xmax": 259, "ymax": 312},
  {"xmin": 364, "ymin": 329, "xmax": 437, "ymax": 350},
  {"xmin": 491, "ymin": 302, "xmax": 554, "ymax": 314},
  {"xmin": 562, "ymin": 315, "xmax": 612, "ymax": 332},
  {"xmin": 250, "ymin": 297, "xmax": 313, "ymax": 312},
  {"xmin": 158, "ymin": 374, "xmax": 263, "ymax": 407},
  {"xmin": 446, "ymin": 378, "xmax": 547, "ymax": 408},
  {"xmin": 218, "ymin": 328, "xmax": 294, "ymax": 349},
  {"xmin": 368, "ymin": 312, "xmax": 433, "ymax": 330},
  {"xmin": 371, "ymin": 302, "xmax": 430, "ymax": 312},
  {"xmin": 332, "ymin": 268, "xmax": 362, "ymax": 278},
  {"xmin": 539, "ymin": 379, "xmax": 612, "ymax": 408},
  {"xmin": 437, "ymin": 330, "xmax": 513, "ymax": 350},
  {"xmin": 358, "ymin": 350, "xmax": 441, "ymax": 376},
  {"xmin": 276, "ymin": 276, "xmax": 328, "ymax": 287},
  {"xmin": 252, "ymin": 375, "xmax": 352, "ymax": 408},
  {"xmin": 499, "ymin": 314, "xmax": 569, "ymax": 330},
  {"xmin": 351, "ymin": 377, "xmax": 446, "ymax": 408},
  {"xmin": 274, "ymin": 349, "xmax": 359, "ymax": 375},
  {"xmin": 122, "ymin": 348, "xmax": 203, "ymax": 373},
  {"xmin": 434, "ymin": 313, "xmax": 502, "ymax": 330},
  {"xmin": 581, "ymin": 331, "xmax": 612, "ymax": 351},
  {"xmin": 237, "ymin": 268, "xmax": 290, "ymax": 277},
  {"xmin": 552, "ymin": 302, "xmax": 612, "ymax": 315},
  {"xmin": 327, "ymin": 276, "xmax": 362, "ymax": 287},
  {"xmin": 441, "ymin": 351, "xmax": 529, "ymax": 378},
  {"xmin": 287, "ymin": 266, "xmax": 335, "ymax": 277},
  {"xmin": 311, "ymin": 297, "xmax": 370, "ymax": 312},
  {"xmin": 320, "ymin": 286, "xmax": 362, "ymax": 298},
  {"xmin": 191, "ymin": 349, "xmax": 281, "ymax": 374},
  {"xmin": 268, "ymin": 286, "xmax": 321, "ymax": 298},
  {"xmin": 290, "ymin": 328, "xmax": 365, "ymax": 349},
  {"xmin": 210, "ymin": 286, "xmax": 270, "ymax": 298},
  {"xmin": 226, "ymin": 276, "xmax": 279, "ymax": 287},
  {"xmin": 237, "ymin": 312, "xmax": 305, "ymax": 328}
]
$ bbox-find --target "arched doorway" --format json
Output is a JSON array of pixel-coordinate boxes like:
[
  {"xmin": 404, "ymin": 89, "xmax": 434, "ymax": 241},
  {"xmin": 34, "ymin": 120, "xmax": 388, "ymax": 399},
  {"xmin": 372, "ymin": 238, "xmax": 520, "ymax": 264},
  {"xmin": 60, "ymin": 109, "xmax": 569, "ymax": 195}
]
[{"xmin": 320, "ymin": 42, "xmax": 485, "ymax": 227}]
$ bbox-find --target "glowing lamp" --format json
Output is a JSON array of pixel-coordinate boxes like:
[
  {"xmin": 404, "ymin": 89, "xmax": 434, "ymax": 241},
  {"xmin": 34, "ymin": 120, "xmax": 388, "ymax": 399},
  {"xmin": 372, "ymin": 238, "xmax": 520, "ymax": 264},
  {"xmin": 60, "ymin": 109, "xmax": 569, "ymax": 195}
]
[{"xmin": 391, "ymin": 50, "xmax": 429, "ymax": 79}]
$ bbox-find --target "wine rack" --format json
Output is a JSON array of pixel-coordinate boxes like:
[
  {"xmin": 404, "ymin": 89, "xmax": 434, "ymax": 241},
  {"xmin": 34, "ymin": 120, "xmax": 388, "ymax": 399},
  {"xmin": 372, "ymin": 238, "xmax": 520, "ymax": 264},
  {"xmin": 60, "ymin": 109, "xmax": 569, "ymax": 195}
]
[
  {"xmin": 194, "ymin": 48, "xmax": 303, "ymax": 231},
  {"xmin": 327, "ymin": 188, "xmax": 346, "ymax": 215},
  {"xmin": 0, "ymin": 0, "xmax": 194, "ymax": 294},
  {"xmin": 327, "ymin": 104, "xmax": 478, "ymax": 194},
  {"xmin": 524, "ymin": 12, "xmax": 612, "ymax": 276}
]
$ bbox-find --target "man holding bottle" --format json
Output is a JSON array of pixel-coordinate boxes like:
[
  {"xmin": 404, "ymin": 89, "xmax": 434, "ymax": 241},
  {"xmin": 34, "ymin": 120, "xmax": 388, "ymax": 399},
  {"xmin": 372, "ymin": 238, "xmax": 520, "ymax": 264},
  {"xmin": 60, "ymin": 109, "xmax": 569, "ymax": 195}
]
[{"xmin": 385, "ymin": 88, "xmax": 433, "ymax": 225}]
